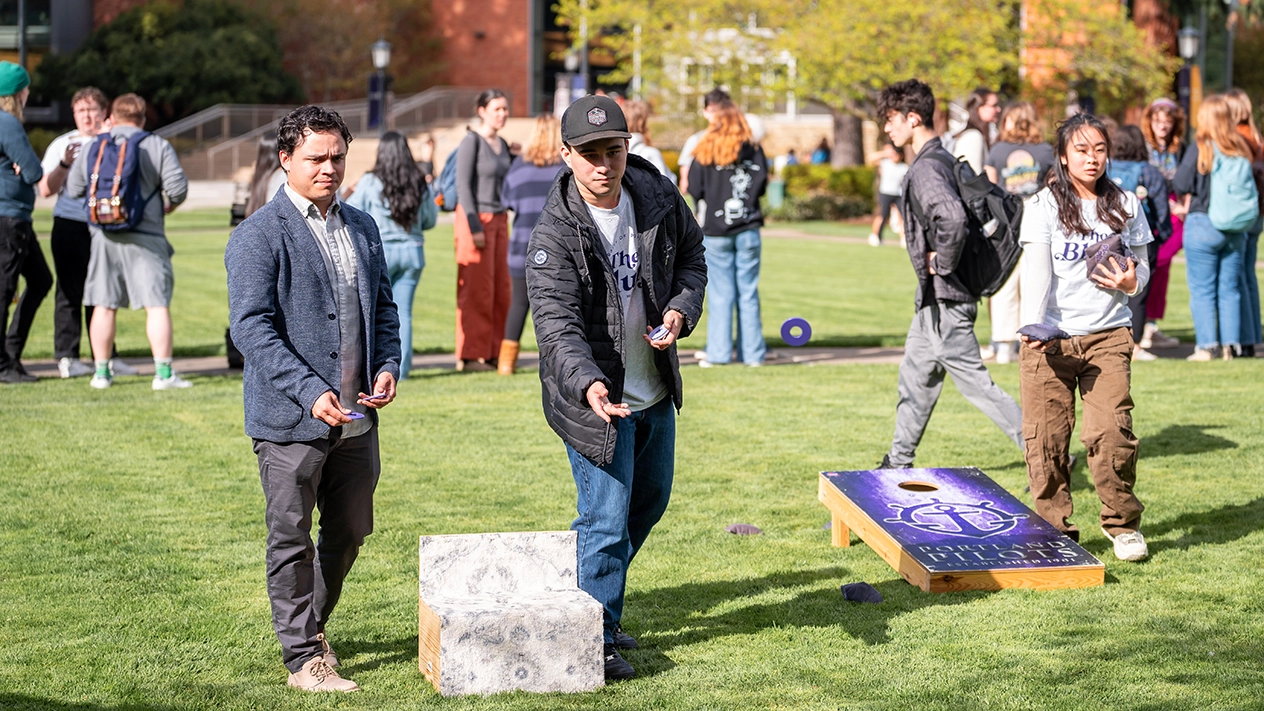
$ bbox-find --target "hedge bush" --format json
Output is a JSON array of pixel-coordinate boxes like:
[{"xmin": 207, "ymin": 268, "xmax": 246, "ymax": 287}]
[
  {"xmin": 765, "ymin": 194, "xmax": 871, "ymax": 222},
  {"xmin": 782, "ymin": 164, "xmax": 876, "ymax": 204}
]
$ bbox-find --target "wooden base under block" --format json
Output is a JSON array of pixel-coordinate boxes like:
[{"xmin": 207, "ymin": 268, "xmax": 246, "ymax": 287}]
[
  {"xmin": 418, "ymin": 599, "xmax": 442, "ymax": 692},
  {"xmin": 819, "ymin": 470, "xmax": 1104, "ymax": 593}
]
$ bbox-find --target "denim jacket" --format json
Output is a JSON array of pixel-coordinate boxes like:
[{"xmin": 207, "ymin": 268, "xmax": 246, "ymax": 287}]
[{"xmin": 343, "ymin": 171, "xmax": 436, "ymax": 245}]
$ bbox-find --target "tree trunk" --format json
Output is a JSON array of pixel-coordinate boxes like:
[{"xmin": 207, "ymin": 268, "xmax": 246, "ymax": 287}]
[{"xmin": 831, "ymin": 108, "xmax": 864, "ymax": 168}]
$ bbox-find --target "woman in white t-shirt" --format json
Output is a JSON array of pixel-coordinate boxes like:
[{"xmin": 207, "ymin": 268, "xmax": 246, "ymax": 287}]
[
  {"xmin": 951, "ymin": 87, "xmax": 999, "ymax": 175},
  {"xmin": 1017, "ymin": 113, "xmax": 1152, "ymax": 563}
]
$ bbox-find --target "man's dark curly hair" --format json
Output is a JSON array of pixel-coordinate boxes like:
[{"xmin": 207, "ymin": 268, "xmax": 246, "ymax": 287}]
[
  {"xmin": 277, "ymin": 105, "xmax": 354, "ymax": 155},
  {"xmin": 876, "ymin": 79, "xmax": 936, "ymax": 127}
]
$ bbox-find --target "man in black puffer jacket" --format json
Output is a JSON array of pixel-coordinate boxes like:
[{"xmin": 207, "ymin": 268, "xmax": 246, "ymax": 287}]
[{"xmin": 526, "ymin": 96, "xmax": 706, "ymax": 681}]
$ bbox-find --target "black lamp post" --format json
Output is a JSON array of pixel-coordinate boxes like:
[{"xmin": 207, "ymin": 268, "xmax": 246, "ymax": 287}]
[
  {"xmin": 1177, "ymin": 26, "xmax": 1200, "ymax": 120},
  {"xmin": 1224, "ymin": 0, "xmax": 1238, "ymax": 90},
  {"xmin": 370, "ymin": 38, "xmax": 392, "ymax": 136}
]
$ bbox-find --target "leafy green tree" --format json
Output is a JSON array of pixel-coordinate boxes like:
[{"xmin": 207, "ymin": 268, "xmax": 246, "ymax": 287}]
[
  {"xmin": 31, "ymin": 0, "xmax": 303, "ymax": 128},
  {"xmin": 762, "ymin": 0, "xmax": 1015, "ymax": 166},
  {"xmin": 1024, "ymin": 0, "xmax": 1178, "ymax": 118},
  {"xmin": 557, "ymin": 0, "xmax": 1016, "ymax": 166}
]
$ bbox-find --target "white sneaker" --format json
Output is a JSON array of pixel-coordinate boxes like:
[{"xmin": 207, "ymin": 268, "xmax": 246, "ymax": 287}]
[
  {"xmin": 58, "ymin": 357, "xmax": 94, "ymax": 378},
  {"xmin": 1102, "ymin": 528, "xmax": 1149, "ymax": 562},
  {"xmin": 1142, "ymin": 323, "xmax": 1179, "ymax": 349},
  {"xmin": 152, "ymin": 373, "xmax": 194, "ymax": 390},
  {"xmin": 867, "ymin": 233, "xmax": 881, "ymax": 247},
  {"xmin": 90, "ymin": 374, "xmax": 113, "ymax": 389},
  {"xmin": 979, "ymin": 345, "xmax": 996, "ymax": 360},
  {"xmin": 995, "ymin": 341, "xmax": 1013, "ymax": 364},
  {"xmin": 1131, "ymin": 346, "xmax": 1157, "ymax": 361},
  {"xmin": 698, "ymin": 359, "xmax": 715, "ymax": 369},
  {"xmin": 1186, "ymin": 348, "xmax": 1214, "ymax": 362},
  {"xmin": 110, "ymin": 358, "xmax": 140, "ymax": 376}
]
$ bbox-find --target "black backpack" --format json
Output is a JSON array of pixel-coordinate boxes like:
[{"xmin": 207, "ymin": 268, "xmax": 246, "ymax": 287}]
[{"xmin": 909, "ymin": 152, "xmax": 1024, "ymax": 298}]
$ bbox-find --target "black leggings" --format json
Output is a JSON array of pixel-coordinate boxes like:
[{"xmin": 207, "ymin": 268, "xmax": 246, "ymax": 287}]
[
  {"xmin": 1130, "ymin": 244, "xmax": 1161, "ymax": 344},
  {"xmin": 505, "ymin": 276, "xmax": 530, "ymax": 341}
]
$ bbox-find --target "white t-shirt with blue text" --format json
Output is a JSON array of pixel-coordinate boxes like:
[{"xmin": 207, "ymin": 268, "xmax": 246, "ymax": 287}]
[
  {"xmin": 1020, "ymin": 188, "xmax": 1153, "ymax": 335},
  {"xmin": 585, "ymin": 190, "xmax": 666, "ymax": 412}
]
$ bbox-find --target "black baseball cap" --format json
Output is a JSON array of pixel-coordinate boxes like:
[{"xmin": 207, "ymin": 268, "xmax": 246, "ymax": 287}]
[{"xmin": 561, "ymin": 95, "xmax": 631, "ymax": 147}]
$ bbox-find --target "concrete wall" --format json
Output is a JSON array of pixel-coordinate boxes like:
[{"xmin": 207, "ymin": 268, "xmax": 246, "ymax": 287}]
[{"xmin": 430, "ymin": 0, "xmax": 532, "ymax": 118}]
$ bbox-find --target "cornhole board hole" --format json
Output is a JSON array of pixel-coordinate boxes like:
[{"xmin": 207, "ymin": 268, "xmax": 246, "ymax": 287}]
[{"xmin": 819, "ymin": 467, "xmax": 1104, "ymax": 593}]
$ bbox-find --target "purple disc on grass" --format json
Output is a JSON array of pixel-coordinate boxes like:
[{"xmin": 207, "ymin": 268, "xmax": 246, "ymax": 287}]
[
  {"xmin": 726, "ymin": 523, "xmax": 763, "ymax": 535},
  {"xmin": 781, "ymin": 317, "xmax": 812, "ymax": 347}
]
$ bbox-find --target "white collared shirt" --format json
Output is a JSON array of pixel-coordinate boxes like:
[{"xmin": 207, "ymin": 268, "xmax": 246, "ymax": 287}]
[{"xmin": 284, "ymin": 184, "xmax": 369, "ymax": 438}]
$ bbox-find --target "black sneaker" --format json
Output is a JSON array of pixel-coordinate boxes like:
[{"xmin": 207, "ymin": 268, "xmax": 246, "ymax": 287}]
[
  {"xmin": 877, "ymin": 455, "xmax": 895, "ymax": 469},
  {"xmin": 0, "ymin": 365, "xmax": 36, "ymax": 384},
  {"xmin": 611, "ymin": 624, "xmax": 638, "ymax": 650},
  {"xmin": 604, "ymin": 643, "xmax": 635, "ymax": 681}
]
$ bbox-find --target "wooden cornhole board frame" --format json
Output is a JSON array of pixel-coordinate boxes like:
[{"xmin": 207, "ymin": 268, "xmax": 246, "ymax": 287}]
[{"xmin": 819, "ymin": 467, "xmax": 1104, "ymax": 593}]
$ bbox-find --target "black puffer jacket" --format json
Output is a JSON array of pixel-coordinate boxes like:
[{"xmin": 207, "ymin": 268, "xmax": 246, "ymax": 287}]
[{"xmin": 526, "ymin": 154, "xmax": 707, "ymax": 465}]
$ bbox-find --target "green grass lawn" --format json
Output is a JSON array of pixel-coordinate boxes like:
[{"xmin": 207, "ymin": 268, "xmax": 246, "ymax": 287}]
[
  {"xmin": 18, "ymin": 209, "xmax": 1210, "ymax": 359},
  {"xmin": 3, "ymin": 210, "xmax": 1262, "ymax": 710}
]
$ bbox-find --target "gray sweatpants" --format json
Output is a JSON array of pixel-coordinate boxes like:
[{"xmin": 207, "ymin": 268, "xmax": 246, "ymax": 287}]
[
  {"xmin": 887, "ymin": 301, "xmax": 1023, "ymax": 467},
  {"xmin": 254, "ymin": 426, "xmax": 380, "ymax": 673}
]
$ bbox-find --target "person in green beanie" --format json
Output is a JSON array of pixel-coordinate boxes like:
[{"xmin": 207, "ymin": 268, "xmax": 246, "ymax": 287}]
[{"xmin": 0, "ymin": 60, "xmax": 50, "ymax": 384}]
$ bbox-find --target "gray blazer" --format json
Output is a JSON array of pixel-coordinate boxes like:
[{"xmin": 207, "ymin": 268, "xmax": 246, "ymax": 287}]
[{"xmin": 225, "ymin": 189, "xmax": 401, "ymax": 443}]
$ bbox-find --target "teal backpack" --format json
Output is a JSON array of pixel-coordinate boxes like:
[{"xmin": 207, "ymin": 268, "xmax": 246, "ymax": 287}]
[{"xmin": 1209, "ymin": 147, "xmax": 1260, "ymax": 232}]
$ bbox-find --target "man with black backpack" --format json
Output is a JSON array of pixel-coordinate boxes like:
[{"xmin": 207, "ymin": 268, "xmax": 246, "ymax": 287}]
[
  {"xmin": 66, "ymin": 93, "xmax": 189, "ymax": 390},
  {"xmin": 876, "ymin": 79, "xmax": 1024, "ymax": 469}
]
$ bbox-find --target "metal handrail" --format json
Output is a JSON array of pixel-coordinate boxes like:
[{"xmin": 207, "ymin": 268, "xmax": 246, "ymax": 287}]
[{"xmin": 192, "ymin": 87, "xmax": 485, "ymax": 180}]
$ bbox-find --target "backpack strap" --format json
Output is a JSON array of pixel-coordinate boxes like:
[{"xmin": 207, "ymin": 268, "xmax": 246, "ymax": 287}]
[{"xmin": 86, "ymin": 135, "xmax": 109, "ymax": 225}]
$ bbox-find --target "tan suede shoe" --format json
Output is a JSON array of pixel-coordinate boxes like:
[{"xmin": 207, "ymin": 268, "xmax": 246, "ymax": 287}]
[
  {"xmin": 286, "ymin": 655, "xmax": 359, "ymax": 692},
  {"xmin": 316, "ymin": 632, "xmax": 338, "ymax": 667}
]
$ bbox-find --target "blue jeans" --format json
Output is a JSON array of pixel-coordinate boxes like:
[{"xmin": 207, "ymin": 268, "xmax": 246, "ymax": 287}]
[
  {"xmin": 565, "ymin": 397, "xmax": 675, "ymax": 643},
  {"xmin": 703, "ymin": 229, "xmax": 766, "ymax": 364},
  {"xmin": 383, "ymin": 241, "xmax": 424, "ymax": 378},
  {"xmin": 1240, "ymin": 230, "xmax": 1261, "ymax": 346},
  {"xmin": 1184, "ymin": 213, "xmax": 1245, "ymax": 350}
]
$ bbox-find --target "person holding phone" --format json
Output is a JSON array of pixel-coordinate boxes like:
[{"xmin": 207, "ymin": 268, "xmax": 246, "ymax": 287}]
[
  {"xmin": 1017, "ymin": 113, "xmax": 1152, "ymax": 562},
  {"xmin": 225, "ymin": 106, "xmax": 401, "ymax": 692}
]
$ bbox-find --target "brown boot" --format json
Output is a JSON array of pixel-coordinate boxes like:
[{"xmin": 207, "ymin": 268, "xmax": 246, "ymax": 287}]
[
  {"xmin": 286, "ymin": 655, "xmax": 359, "ymax": 692},
  {"xmin": 497, "ymin": 340, "xmax": 521, "ymax": 375}
]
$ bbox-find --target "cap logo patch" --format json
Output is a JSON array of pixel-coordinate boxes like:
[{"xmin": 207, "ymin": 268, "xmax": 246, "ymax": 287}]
[
  {"xmin": 533, "ymin": 249, "xmax": 548, "ymax": 265},
  {"xmin": 587, "ymin": 107, "xmax": 607, "ymax": 126}
]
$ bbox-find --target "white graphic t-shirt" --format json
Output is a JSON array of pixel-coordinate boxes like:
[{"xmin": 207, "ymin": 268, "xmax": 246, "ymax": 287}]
[
  {"xmin": 1020, "ymin": 188, "xmax": 1153, "ymax": 335},
  {"xmin": 586, "ymin": 190, "xmax": 667, "ymax": 412}
]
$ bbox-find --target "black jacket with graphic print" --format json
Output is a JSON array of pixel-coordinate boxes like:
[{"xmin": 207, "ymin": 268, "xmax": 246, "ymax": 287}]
[
  {"xmin": 526, "ymin": 154, "xmax": 708, "ymax": 465},
  {"xmin": 687, "ymin": 142, "xmax": 768, "ymax": 236}
]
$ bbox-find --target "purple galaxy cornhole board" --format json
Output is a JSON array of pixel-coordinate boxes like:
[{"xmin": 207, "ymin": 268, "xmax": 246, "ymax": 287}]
[{"xmin": 818, "ymin": 467, "xmax": 1104, "ymax": 592}]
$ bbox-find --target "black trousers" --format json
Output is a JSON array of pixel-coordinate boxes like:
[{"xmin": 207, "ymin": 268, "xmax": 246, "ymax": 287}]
[
  {"xmin": 0, "ymin": 216, "xmax": 51, "ymax": 370},
  {"xmin": 50, "ymin": 217, "xmax": 95, "ymax": 360},
  {"xmin": 1129, "ymin": 243, "xmax": 1161, "ymax": 344},
  {"xmin": 505, "ymin": 276, "xmax": 530, "ymax": 341},
  {"xmin": 253, "ymin": 426, "xmax": 380, "ymax": 672}
]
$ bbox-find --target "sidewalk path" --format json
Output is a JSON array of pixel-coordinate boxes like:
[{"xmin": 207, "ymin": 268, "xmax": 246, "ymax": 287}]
[{"xmin": 23, "ymin": 342, "xmax": 1220, "ymax": 380}]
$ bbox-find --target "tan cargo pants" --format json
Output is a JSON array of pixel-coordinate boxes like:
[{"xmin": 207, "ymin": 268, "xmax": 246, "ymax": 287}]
[{"xmin": 1019, "ymin": 326, "xmax": 1144, "ymax": 538}]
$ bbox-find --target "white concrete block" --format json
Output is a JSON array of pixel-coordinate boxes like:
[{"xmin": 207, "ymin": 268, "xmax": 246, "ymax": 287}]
[{"xmin": 418, "ymin": 531, "xmax": 604, "ymax": 696}]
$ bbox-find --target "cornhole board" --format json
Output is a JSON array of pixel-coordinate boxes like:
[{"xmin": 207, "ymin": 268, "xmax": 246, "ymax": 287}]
[{"xmin": 819, "ymin": 467, "xmax": 1104, "ymax": 593}]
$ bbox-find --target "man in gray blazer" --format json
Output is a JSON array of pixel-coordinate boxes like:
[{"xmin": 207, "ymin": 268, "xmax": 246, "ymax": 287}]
[{"xmin": 225, "ymin": 106, "xmax": 400, "ymax": 693}]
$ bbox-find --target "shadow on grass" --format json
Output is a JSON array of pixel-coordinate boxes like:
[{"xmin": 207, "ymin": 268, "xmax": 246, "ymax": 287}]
[
  {"xmin": 340, "ymin": 635, "xmax": 418, "ymax": 674},
  {"xmin": 1145, "ymin": 496, "xmax": 1264, "ymax": 554},
  {"xmin": 624, "ymin": 565, "xmax": 992, "ymax": 677},
  {"xmin": 1141, "ymin": 424, "xmax": 1238, "ymax": 458},
  {"xmin": 0, "ymin": 695, "xmax": 177, "ymax": 711}
]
